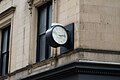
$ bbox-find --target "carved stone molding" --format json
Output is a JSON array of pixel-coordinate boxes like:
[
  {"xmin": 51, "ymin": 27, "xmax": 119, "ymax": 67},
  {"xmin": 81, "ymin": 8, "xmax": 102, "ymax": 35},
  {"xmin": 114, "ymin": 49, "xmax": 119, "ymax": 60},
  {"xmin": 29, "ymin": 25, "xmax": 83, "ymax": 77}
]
[
  {"xmin": 27, "ymin": 0, "xmax": 51, "ymax": 15},
  {"xmin": 0, "ymin": 7, "xmax": 15, "ymax": 20},
  {"xmin": 27, "ymin": 0, "xmax": 33, "ymax": 15},
  {"xmin": 22, "ymin": 61, "xmax": 120, "ymax": 80}
]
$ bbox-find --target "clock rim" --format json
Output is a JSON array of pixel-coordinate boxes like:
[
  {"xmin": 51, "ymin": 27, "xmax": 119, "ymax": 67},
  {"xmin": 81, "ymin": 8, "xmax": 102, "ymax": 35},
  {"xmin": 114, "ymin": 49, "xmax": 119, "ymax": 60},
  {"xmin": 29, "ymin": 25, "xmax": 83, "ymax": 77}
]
[
  {"xmin": 46, "ymin": 25, "xmax": 69, "ymax": 48},
  {"xmin": 51, "ymin": 25, "xmax": 68, "ymax": 45}
]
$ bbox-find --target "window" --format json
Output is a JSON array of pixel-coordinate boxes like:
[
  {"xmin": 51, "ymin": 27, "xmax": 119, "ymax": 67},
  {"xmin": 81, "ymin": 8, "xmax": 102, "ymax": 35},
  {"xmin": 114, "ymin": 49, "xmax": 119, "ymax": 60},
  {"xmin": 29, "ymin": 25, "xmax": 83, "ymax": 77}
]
[
  {"xmin": 36, "ymin": 1, "xmax": 52, "ymax": 62},
  {"xmin": 0, "ymin": 26, "xmax": 10, "ymax": 76}
]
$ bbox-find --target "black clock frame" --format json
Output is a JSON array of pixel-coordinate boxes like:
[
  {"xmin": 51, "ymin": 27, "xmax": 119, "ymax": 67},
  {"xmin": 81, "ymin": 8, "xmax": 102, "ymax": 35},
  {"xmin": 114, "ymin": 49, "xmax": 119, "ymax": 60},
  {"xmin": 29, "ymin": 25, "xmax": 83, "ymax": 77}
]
[
  {"xmin": 46, "ymin": 25, "xmax": 69, "ymax": 48},
  {"xmin": 60, "ymin": 23, "xmax": 74, "ymax": 54}
]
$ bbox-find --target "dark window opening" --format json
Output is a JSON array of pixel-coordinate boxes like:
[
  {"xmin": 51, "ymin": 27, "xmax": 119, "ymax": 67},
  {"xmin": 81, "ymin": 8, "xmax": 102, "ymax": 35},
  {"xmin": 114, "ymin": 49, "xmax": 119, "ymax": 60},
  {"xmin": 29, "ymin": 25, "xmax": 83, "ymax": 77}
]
[
  {"xmin": 36, "ymin": 1, "xmax": 52, "ymax": 62},
  {"xmin": 0, "ymin": 26, "xmax": 10, "ymax": 76}
]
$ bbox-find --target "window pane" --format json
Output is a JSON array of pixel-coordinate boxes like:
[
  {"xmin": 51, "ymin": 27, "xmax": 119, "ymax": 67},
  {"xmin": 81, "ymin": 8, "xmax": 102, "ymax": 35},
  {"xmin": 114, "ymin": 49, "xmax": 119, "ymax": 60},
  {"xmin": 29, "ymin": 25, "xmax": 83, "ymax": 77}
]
[
  {"xmin": 0, "ymin": 27, "xmax": 10, "ymax": 75},
  {"xmin": 2, "ymin": 29, "xmax": 8, "ymax": 53},
  {"xmin": 39, "ymin": 35, "xmax": 46, "ymax": 61},
  {"xmin": 1, "ymin": 54, "xmax": 7, "ymax": 75},
  {"xmin": 48, "ymin": 4, "xmax": 52, "ymax": 29},
  {"xmin": 38, "ymin": 6, "xmax": 47, "ymax": 35},
  {"xmin": 46, "ymin": 4, "xmax": 52, "ymax": 58},
  {"xmin": 46, "ymin": 45, "xmax": 51, "ymax": 58}
]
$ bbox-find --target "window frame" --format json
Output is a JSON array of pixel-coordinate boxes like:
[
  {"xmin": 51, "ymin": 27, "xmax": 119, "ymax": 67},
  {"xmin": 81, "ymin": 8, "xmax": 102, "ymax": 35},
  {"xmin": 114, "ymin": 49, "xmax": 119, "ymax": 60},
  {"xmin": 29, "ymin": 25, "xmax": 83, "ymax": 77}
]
[
  {"xmin": 0, "ymin": 26, "xmax": 10, "ymax": 76},
  {"xmin": 0, "ymin": 6, "xmax": 15, "ymax": 76},
  {"xmin": 36, "ymin": 1, "xmax": 52, "ymax": 62}
]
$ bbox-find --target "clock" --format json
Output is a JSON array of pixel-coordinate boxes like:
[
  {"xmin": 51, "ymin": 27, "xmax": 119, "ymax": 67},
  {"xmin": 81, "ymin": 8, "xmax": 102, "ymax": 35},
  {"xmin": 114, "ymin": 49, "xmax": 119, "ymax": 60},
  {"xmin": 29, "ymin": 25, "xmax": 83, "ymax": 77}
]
[{"xmin": 46, "ymin": 24, "xmax": 68, "ymax": 47}]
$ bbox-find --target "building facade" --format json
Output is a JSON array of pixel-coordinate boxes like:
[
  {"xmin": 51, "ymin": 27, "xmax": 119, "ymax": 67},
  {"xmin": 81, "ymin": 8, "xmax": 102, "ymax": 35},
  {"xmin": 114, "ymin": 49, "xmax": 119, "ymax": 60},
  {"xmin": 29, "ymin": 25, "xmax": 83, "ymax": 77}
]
[{"xmin": 0, "ymin": 0, "xmax": 120, "ymax": 80}]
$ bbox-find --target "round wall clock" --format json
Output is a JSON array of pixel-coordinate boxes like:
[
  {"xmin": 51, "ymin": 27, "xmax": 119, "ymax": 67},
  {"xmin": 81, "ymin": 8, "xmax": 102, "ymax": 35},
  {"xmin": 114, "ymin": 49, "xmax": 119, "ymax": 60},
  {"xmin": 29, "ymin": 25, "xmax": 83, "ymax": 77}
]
[{"xmin": 46, "ymin": 23, "xmax": 68, "ymax": 47}]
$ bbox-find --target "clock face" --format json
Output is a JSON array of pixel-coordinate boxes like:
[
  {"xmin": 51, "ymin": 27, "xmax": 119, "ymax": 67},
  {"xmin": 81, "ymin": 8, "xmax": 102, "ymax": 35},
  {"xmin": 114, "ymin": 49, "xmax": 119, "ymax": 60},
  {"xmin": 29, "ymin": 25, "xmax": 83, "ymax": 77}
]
[{"xmin": 52, "ymin": 26, "xmax": 68, "ymax": 45}]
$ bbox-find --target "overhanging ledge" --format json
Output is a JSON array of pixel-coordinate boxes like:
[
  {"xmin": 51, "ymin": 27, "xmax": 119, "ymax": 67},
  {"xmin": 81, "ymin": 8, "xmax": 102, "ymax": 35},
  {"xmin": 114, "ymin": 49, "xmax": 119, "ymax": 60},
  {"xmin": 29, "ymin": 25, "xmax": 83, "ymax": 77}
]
[
  {"xmin": 22, "ymin": 61, "xmax": 120, "ymax": 80},
  {"xmin": 0, "ymin": 7, "xmax": 16, "ymax": 20}
]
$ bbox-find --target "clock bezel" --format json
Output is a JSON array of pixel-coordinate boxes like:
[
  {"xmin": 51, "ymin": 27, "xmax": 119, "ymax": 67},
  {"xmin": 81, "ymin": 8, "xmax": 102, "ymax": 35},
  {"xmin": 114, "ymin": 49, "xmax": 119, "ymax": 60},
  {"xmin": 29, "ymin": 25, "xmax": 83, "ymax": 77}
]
[
  {"xmin": 46, "ymin": 25, "xmax": 69, "ymax": 47},
  {"xmin": 52, "ymin": 26, "xmax": 68, "ymax": 45}
]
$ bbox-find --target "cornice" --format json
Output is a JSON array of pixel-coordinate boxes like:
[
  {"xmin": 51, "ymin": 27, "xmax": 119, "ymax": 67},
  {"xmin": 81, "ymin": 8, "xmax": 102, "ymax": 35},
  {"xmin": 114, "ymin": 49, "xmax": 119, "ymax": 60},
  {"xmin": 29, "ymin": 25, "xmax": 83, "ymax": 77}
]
[
  {"xmin": 22, "ymin": 61, "xmax": 120, "ymax": 80},
  {"xmin": 0, "ymin": 7, "xmax": 15, "ymax": 20}
]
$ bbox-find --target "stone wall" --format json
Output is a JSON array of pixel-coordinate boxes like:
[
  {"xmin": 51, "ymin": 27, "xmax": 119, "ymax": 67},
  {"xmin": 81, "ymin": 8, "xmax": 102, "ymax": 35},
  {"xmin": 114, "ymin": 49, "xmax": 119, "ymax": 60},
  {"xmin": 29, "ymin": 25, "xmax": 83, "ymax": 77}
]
[
  {"xmin": 10, "ymin": 0, "xmax": 30, "ymax": 73},
  {"xmin": 0, "ymin": 0, "xmax": 30, "ymax": 73},
  {"xmin": 79, "ymin": 0, "xmax": 120, "ymax": 51},
  {"xmin": 0, "ymin": 0, "xmax": 120, "ymax": 80}
]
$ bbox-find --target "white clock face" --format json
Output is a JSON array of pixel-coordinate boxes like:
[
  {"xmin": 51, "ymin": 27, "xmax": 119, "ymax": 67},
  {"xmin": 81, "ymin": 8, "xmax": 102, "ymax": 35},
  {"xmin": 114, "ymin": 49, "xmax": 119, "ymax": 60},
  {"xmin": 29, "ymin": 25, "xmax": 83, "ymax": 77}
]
[{"xmin": 52, "ymin": 26, "xmax": 68, "ymax": 45}]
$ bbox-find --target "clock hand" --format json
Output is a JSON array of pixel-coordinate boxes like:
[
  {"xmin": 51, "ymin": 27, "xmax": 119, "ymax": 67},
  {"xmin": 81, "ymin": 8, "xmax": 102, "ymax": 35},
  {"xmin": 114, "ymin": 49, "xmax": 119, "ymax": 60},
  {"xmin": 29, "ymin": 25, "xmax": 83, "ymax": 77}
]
[
  {"xmin": 58, "ymin": 34, "xmax": 66, "ymax": 37},
  {"xmin": 53, "ymin": 31, "xmax": 59, "ymax": 36}
]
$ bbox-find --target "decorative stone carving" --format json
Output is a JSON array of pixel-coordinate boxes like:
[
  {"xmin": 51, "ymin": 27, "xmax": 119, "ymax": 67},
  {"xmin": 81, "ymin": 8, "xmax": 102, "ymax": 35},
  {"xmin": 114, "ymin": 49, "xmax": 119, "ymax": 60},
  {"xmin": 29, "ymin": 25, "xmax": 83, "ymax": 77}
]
[
  {"xmin": 0, "ymin": 7, "xmax": 15, "ymax": 20},
  {"xmin": 27, "ymin": 0, "xmax": 50, "ymax": 15},
  {"xmin": 27, "ymin": 0, "xmax": 33, "ymax": 15}
]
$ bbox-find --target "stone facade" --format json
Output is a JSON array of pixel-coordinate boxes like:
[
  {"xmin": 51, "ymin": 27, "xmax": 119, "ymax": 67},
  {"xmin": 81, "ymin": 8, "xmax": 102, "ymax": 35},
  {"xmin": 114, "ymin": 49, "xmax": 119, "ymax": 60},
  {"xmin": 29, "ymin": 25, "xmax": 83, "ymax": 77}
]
[{"xmin": 0, "ymin": 0, "xmax": 120, "ymax": 80}]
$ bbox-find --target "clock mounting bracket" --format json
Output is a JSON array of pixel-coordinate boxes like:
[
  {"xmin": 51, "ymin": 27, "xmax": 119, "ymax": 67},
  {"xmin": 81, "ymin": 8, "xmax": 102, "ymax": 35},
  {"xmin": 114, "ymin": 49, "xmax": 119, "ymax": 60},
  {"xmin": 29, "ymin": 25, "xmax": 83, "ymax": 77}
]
[{"xmin": 60, "ymin": 23, "xmax": 74, "ymax": 54}]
